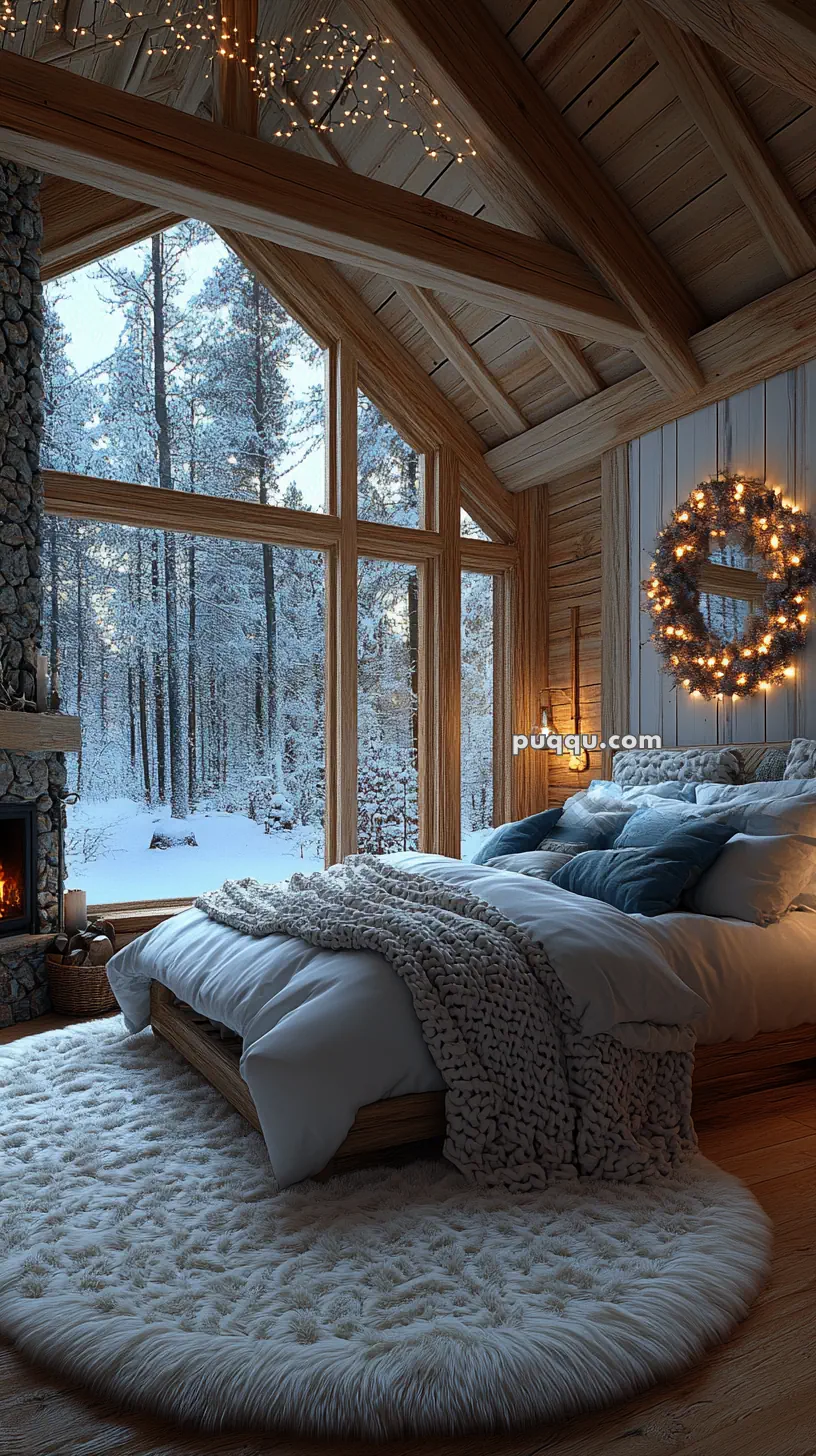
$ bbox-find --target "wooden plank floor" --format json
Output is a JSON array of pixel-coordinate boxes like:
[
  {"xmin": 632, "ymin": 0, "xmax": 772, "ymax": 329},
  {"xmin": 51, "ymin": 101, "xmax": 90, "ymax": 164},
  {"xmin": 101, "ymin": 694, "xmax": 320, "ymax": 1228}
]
[{"xmin": 2, "ymin": 1019, "xmax": 816, "ymax": 1456}]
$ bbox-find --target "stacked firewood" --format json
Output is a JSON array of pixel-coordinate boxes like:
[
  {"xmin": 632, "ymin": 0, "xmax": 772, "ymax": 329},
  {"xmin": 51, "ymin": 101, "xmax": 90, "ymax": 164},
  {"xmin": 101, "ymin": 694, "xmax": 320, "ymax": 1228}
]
[{"xmin": 52, "ymin": 919, "xmax": 117, "ymax": 968}]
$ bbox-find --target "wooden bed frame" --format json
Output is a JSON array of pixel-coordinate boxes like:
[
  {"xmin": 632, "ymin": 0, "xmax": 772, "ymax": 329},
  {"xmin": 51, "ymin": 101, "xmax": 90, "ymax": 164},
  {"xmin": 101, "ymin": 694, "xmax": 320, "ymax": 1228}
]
[
  {"xmin": 150, "ymin": 983, "xmax": 816, "ymax": 1173},
  {"xmin": 150, "ymin": 737, "xmax": 816, "ymax": 1174}
]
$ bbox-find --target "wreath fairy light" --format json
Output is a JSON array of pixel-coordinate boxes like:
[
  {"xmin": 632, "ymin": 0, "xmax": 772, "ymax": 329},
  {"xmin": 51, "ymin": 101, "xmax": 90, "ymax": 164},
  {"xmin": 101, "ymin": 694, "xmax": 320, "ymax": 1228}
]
[{"xmin": 644, "ymin": 474, "xmax": 816, "ymax": 700}]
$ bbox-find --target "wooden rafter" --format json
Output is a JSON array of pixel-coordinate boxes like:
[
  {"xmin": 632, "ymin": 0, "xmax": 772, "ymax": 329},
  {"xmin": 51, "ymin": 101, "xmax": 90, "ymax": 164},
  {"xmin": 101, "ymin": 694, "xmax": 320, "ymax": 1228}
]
[
  {"xmin": 629, "ymin": 0, "xmax": 816, "ymax": 279},
  {"xmin": 641, "ymin": 0, "xmax": 816, "ymax": 109},
  {"xmin": 485, "ymin": 265, "xmax": 816, "ymax": 487},
  {"xmin": 0, "ymin": 51, "xmax": 640, "ymax": 345},
  {"xmin": 396, "ymin": 283, "xmax": 528, "ymax": 438},
  {"xmin": 360, "ymin": 0, "xmax": 704, "ymax": 397},
  {"xmin": 222, "ymin": 231, "xmax": 517, "ymax": 541}
]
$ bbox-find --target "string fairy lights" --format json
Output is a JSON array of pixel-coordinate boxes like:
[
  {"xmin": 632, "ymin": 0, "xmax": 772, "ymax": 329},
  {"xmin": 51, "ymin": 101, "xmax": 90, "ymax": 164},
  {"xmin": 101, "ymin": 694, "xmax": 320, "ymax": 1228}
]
[
  {"xmin": 0, "ymin": 2, "xmax": 477, "ymax": 165},
  {"xmin": 644, "ymin": 474, "xmax": 816, "ymax": 701}
]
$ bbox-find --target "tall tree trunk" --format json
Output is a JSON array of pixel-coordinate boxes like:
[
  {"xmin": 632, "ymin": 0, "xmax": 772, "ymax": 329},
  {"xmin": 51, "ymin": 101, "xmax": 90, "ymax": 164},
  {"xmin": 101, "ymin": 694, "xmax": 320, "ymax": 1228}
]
[
  {"xmin": 152, "ymin": 232, "xmax": 189, "ymax": 819},
  {"xmin": 75, "ymin": 525, "xmax": 84, "ymax": 795},
  {"xmin": 136, "ymin": 537, "xmax": 152, "ymax": 803},
  {"xmin": 251, "ymin": 276, "xmax": 282, "ymax": 789},
  {"xmin": 187, "ymin": 401, "xmax": 198, "ymax": 810},
  {"xmin": 128, "ymin": 664, "xmax": 137, "ymax": 772},
  {"xmin": 151, "ymin": 533, "xmax": 166, "ymax": 804},
  {"xmin": 187, "ymin": 540, "xmax": 197, "ymax": 809}
]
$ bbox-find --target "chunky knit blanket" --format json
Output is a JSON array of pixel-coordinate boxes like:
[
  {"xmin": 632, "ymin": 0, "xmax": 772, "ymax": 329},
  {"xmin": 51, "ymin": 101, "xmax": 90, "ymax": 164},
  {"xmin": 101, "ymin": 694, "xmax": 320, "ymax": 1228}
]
[{"xmin": 196, "ymin": 857, "xmax": 696, "ymax": 1189}]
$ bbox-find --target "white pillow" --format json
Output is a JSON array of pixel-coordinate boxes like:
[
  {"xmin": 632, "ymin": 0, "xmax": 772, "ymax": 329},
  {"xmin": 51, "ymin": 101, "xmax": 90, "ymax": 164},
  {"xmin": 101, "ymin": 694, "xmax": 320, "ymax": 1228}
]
[
  {"xmin": 688, "ymin": 833, "xmax": 816, "ymax": 926},
  {"xmin": 744, "ymin": 794, "xmax": 816, "ymax": 838},
  {"xmin": 696, "ymin": 778, "xmax": 816, "ymax": 806}
]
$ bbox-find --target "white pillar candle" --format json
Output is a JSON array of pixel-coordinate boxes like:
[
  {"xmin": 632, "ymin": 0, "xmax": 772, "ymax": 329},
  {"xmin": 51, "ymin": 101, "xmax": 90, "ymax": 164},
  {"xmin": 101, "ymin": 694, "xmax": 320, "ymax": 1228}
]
[{"xmin": 63, "ymin": 889, "xmax": 88, "ymax": 936}]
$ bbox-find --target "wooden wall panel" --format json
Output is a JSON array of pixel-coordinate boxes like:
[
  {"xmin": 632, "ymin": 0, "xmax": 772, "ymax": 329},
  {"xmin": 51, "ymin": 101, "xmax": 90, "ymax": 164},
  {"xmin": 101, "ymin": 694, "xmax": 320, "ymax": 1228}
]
[
  {"xmin": 546, "ymin": 464, "xmax": 603, "ymax": 803},
  {"xmin": 628, "ymin": 361, "xmax": 816, "ymax": 748}
]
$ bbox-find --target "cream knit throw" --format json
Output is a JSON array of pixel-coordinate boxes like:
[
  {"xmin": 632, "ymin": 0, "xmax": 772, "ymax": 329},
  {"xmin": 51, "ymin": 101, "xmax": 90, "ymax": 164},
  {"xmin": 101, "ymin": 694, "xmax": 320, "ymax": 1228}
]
[{"xmin": 196, "ymin": 857, "xmax": 695, "ymax": 1189}]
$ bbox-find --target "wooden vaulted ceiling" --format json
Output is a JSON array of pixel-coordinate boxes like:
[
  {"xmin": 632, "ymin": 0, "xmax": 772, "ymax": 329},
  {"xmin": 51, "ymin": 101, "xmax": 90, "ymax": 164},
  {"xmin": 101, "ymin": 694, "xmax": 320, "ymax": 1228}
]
[{"xmin": 7, "ymin": 0, "xmax": 816, "ymax": 492}]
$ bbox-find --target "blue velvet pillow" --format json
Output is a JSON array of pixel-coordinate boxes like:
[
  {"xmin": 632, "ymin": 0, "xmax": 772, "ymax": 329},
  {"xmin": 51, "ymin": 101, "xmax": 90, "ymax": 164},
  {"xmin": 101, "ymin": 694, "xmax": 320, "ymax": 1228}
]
[
  {"xmin": 614, "ymin": 802, "xmax": 736, "ymax": 849},
  {"xmin": 550, "ymin": 821, "xmax": 734, "ymax": 916},
  {"xmin": 471, "ymin": 807, "xmax": 563, "ymax": 865}
]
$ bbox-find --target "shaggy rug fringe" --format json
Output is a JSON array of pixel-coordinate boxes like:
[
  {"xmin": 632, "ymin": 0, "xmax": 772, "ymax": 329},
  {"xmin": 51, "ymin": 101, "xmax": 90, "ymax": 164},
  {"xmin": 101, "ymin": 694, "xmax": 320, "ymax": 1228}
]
[{"xmin": 0, "ymin": 1019, "xmax": 772, "ymax": 1439}]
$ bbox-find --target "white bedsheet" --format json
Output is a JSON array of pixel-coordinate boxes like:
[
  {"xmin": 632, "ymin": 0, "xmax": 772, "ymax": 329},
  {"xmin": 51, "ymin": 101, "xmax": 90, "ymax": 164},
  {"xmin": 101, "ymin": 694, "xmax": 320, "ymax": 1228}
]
[
  {"xmin": 637, "ymin": 906, "xmax": 816, "ymax": 1043},
  {"xmin": 107, "ymin": 853, "xmax": 704, "ymax": 1186}
]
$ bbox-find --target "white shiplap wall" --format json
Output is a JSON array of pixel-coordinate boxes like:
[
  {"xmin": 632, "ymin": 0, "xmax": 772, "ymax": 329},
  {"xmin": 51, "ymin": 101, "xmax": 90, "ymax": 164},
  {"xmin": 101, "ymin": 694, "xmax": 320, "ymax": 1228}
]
[{"xmin": 628, "ymin": 362, "xmax": 816, "ymax": 747}]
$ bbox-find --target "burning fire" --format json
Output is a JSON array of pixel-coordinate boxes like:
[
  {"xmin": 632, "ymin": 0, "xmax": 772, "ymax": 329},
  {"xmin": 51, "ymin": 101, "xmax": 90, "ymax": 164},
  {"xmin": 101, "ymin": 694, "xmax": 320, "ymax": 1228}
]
[{"xmin": 0, "ymin": 862, "xmax": 22, "ymax": 917}]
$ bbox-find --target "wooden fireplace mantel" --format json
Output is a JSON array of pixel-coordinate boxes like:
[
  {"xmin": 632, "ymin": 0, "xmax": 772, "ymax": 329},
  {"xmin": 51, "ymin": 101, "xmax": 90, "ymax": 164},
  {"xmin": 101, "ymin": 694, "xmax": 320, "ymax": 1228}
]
[{"xmin": 0, "ymin": 712, "xmax": 81, "ymax": 753}]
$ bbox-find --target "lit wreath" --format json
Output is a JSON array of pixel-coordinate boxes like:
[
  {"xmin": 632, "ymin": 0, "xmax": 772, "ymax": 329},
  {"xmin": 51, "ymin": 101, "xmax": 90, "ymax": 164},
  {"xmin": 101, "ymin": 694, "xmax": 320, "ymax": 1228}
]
[{"xmin": 644, "ymin": 474, "xmax": 816, "ymax": 700}]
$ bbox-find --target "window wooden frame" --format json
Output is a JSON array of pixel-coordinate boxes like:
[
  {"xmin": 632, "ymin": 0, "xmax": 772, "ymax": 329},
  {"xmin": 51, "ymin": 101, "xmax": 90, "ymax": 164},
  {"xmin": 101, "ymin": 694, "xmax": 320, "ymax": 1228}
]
[{"xmin": 42, "ymin": 264, "xmax": 532, "ymax": 908}]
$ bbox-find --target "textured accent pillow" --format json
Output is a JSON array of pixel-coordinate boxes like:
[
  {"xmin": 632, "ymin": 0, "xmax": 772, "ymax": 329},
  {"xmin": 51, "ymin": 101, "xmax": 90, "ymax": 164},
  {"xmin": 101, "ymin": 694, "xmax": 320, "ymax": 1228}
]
[
  {"xmin": 752, "ymin": 747, "xmax": 787, "ymax": 782},
  {"xmin": 688, "ymin": 833, "xmax": 816, "ymax": 926},
  {"xmin": 613, "ymin": 746, "xmax": 744, "ymax": 789},
  {"xmin": 613, "ymin": 800, "xmax": 739, "ymax": 849},
  {"xmin": 485, "ymin": 849, "xmax": 573, "ymax": 879},
  {"xmin": 550, "ymin": 821, "xmax": 734, "ymax": 917},
  {"xmin": 471, "ymin": 807, "xmax": 562, "ymax": 865},
  {"xmin": 784, "ymin": 738, "xmax": 816, "ymax": 780}
]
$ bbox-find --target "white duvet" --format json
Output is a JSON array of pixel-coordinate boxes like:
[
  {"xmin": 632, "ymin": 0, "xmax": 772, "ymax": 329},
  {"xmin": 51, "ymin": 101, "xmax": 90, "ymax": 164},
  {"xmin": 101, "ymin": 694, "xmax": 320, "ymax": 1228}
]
[{"xmin": 107, "ymin": 853, "xmax": 705, "ymax": 1187}]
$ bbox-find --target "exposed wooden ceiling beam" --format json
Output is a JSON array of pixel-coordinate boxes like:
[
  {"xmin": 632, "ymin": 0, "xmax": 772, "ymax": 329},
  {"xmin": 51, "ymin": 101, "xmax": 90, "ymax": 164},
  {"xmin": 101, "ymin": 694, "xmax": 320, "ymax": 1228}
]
[
  {"xmin": 39, "ymin": 176, "xmax": 180, "ymax": 282},
  {"xmin": 485, "ymin": 265, "xmax": 816, "ymax": 488},
  {"xmin": 361, "ymin": 0, "xmax": 704, "ymax": 397},
  {"xmin": 640, "ymin": 0, "xmax": 816, "ymax": 109},
  {"xmin": 220, "ymin": 232, "xmax": 517, "ymax": 541},
  {"xmin": 629, "ymin": 0, "xmax": 816, "ymax": 279},
  {"xmin": 0, "ymin": 51, "xmax": 640, "ymax": 346}
]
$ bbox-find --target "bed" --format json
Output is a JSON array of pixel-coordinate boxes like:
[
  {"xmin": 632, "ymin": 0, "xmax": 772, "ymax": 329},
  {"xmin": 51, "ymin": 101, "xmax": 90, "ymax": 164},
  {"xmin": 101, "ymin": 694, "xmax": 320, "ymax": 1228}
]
[{"xmin": 107, "ymin": 742, "xmax": 816, "ymax": 1182}]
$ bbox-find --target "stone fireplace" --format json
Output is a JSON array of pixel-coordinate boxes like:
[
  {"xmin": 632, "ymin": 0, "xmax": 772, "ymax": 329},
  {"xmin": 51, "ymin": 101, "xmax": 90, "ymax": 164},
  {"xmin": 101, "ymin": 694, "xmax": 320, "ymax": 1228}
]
[{"xmin": 0, "ymin": 158, "xmax": 77, "ymax": 1025}]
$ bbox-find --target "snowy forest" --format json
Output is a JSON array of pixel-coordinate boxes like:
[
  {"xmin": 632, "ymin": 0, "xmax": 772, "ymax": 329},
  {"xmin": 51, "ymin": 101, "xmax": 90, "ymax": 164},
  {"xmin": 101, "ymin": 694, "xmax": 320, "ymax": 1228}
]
[{"xmin": 42, "ymin": 224, "xmax": 494, "ymax": 902}]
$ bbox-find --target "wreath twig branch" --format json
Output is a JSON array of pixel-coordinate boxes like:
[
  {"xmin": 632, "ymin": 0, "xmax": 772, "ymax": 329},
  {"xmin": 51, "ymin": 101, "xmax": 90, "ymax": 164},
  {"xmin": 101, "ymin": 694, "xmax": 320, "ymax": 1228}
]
[{"xmin": 644, "ymin": 474, "xmax": 816, "ymax": 700}]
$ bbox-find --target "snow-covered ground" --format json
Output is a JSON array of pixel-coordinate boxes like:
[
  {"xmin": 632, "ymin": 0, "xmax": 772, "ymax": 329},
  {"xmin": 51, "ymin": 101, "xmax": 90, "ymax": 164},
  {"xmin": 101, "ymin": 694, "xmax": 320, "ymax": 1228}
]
[
  {"xmin": 64, "ymin": 799, "xmax": 494, "ymax": 904},
  {"xmin": 65, "ymin": 799, "xmax": 324, "ymax": 904}
]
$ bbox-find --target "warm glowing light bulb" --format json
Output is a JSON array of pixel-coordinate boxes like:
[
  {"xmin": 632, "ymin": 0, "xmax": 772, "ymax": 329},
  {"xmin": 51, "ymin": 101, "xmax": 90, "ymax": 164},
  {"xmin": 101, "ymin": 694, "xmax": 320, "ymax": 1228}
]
[
  {"xmin": 759, "ymin": 681, "xmax": 770, "ymax": 691},
  {"xmin": 678, "ymin": 511, "xmax": 689, "ymax": 522},
  {"xmin": 799, "ymin": 611, "xmax": 808, "ymax": 623},
  {"xmin": 784, "ymin": 666, "xmax": 796, "ymax": 678},
  {"xmin": 737, "ymin": 673, "xmax": 747, "ymax": 686},
  {"xmin": 770, "ymin": 534, "xmax": 780, "ymax": 549}
]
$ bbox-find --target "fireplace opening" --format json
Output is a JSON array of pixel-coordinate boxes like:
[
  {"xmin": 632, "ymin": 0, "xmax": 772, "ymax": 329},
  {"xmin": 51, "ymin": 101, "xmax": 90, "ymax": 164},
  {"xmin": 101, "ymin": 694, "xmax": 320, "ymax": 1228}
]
[{"xmin": 0, "ymin": 804, "xmax": 37, "ymax": 938}]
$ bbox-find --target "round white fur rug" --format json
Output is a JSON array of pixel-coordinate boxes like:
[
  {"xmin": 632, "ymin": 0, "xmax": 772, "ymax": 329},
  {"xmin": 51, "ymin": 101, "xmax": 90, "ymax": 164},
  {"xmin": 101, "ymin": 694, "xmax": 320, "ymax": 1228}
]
[{"xmin": 0, "ymin": 1018, "xmax": 771, "ymax": 1439}]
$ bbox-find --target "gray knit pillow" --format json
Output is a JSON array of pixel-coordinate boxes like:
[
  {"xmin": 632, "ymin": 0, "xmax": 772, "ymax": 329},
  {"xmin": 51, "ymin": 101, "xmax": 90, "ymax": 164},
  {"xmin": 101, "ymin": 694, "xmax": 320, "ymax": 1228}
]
[
  {"xmin": 784, "ymin": 738, "xmax": 816, "ymax": 780},
  {"xmin": 613, "ymin": 746, "xmax": 744, "ymax": 789},
  {"xmin": 753, "ymin": 747, "xmax": 787, "ymax": 782}
]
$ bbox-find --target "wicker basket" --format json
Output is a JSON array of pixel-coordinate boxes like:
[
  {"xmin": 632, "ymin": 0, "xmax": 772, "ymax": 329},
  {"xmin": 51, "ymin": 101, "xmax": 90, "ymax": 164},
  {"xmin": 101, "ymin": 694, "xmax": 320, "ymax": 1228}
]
[{"xmin": 46, "ymin": 954, "xmax": 118, "ymax": 1018}]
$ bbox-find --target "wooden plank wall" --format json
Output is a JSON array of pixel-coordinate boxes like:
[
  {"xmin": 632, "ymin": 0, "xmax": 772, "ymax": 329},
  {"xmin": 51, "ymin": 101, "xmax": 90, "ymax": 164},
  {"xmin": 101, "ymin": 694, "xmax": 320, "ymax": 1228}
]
[
  {"xmin": 629, "ymin": 360, "xmax": 816, "ymax": 747},
  {"xmin": 547, "ymin": 464, "xmax": 604, "ymax": 804}
]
